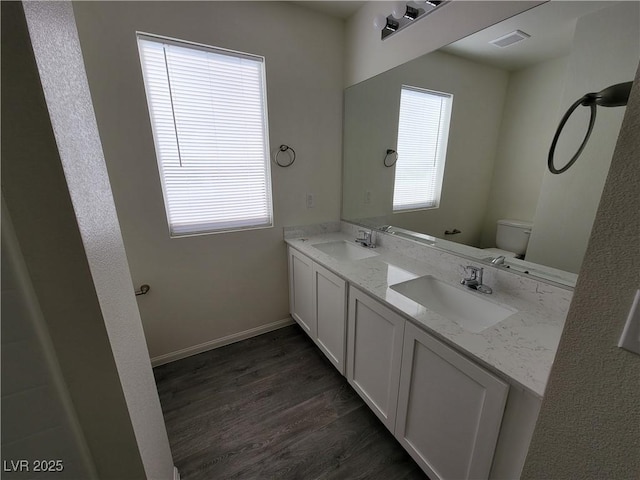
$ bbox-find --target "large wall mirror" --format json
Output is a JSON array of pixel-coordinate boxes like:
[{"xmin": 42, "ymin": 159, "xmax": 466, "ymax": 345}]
[{"xmin": 342, "ymin": 1, "xmax": 639, "ymax": 286}]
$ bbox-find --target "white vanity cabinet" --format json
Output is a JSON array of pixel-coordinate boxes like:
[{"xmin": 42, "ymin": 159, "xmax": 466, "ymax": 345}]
[
  {"xmin": 312, "ymin": 262, "xmax": 347, "ymax": 373},
  {"xmin": 288, "ymin": 245, "xmax": 534, "ymax": 480},
  {"xmin": 287, "ymin": 247, "xmax": 347, "ymax": 374},
  {"xmin": 288, "ymin": 247, "xmax": 316, "ymax": 337},
  {"xmin": 346, "ymin": 287, "xmax": 405, "ymax": 431},
  {"xmin": 395, "ymin": 322, "xmax": 509, "ymax": 480},
  {"xmin": 346, "ymin": 286, "xmax": 510, "ymax": 480}
]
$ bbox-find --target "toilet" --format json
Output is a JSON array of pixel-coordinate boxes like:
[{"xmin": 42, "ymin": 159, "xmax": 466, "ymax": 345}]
[{"xmin": 484, "ymin": 219, "xmax": 533, "ymax": 259}]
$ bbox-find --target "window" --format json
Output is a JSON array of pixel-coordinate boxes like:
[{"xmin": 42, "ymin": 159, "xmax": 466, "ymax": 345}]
[
  {"xmin": 393, "ymin": 86, "xmax": 452, "ymax": 212},
  {"xmin": 137, "ymin": 33, "xmax": 273, "ymax": 236}
]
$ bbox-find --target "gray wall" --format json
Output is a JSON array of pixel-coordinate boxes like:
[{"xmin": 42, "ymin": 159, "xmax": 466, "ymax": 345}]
[
  {"xmin": 522, "ymin": 61, "xmax": 640, "ymax": 480},
  {"xmin": 2, "ymin": 204, "xmax": 95, "ymax": 478},
  {"xmin": 526, "ymin": 1, "xmax": 640, "ymax": 272},
  {"xmin": 3, "ymin": 2, "xmax": 175, "ymax": 478},
  {"xmin": 72, "ymin": 1, "xmax": 345, "ymax": 361},
  {"xmin": 1, "ymin": 3, "xmax": 148, "ymax": 477},
  {"xmin": 480, "ymin": 55, "xmax": 569, "ymax": 249}
]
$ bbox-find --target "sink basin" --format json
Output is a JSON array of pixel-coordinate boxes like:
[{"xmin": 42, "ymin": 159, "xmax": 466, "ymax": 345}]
[
  {"xmin": 390, "ymin": 275, "xmax": 516, "ymax": 333},
  {"xmin": 312, "ymin": 241, "xmax": 379, "ymax": 262}
]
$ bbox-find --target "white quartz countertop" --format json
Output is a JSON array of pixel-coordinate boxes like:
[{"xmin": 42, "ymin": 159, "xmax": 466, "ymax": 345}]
[{"xmin": 286, "ymin": 231, "xmax": 570, "ymax": 398}]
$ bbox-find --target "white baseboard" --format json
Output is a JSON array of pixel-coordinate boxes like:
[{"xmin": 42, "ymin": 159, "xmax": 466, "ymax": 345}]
[
  {"xmin": 173, "ymin": 466, "xmax": 180, "ymax": 480},
  {"xmin": 151, "ymin": 317, "xmax": 295, "ymax": 367}
]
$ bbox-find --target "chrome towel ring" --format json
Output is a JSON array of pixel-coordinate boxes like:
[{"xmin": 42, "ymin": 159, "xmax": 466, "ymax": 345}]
[{"xmin": 274, "ymin": 144, "xmax": 296, "ymax": 167}]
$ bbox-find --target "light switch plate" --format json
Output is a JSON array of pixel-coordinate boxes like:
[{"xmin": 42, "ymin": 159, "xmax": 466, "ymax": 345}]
[
  {"xmin": 306, "ymin": 193, "xmax": 315, "ymax": 209},
  {"xmin": 618, "ymin": 289, "xmax": 640, "ymax": 356}
]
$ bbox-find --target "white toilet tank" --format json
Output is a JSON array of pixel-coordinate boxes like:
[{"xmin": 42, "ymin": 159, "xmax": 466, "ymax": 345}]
[{"xmin": 496, "ymin": 219, "xmax": 533, "ymax": 256}]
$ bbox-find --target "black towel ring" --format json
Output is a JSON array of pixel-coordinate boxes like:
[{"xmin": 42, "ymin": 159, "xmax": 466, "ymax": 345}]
[
  {"xmin": 275, "ymin": 144, "xmax": 296, "ymax": 167},
  {"xmin": 548, "ymin": 81, "xmax": 633, "ymax": 174},
  {"xmin": 135, "ymin": 284, "xmax": 150, "ymax": 296},
  {"xmin": 547, "ymin": 97, "xmax": 597, "ymax": 174},
  {"xmin": 383, "ymin": 149, "xmax": 398, "ymax": 167}
]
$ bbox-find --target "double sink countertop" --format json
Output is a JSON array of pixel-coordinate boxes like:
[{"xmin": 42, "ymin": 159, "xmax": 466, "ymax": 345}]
[{"xmin": 286, "ymin": 231, "xmax": 572, "ymax": 399}]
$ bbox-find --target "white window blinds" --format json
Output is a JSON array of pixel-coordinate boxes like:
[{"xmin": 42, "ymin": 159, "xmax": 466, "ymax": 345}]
[
  {"xmin": 393, "ymin": 86, "xmax": 452, "ymax": 212},
  {"xmin": 137, "ymin": 34, "xmax": 273, "ymax": 236}
]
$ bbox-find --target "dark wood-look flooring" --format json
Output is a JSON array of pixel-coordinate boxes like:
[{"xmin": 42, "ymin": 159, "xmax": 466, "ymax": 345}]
[{"xmin": 154, "ymin": 324, "xmax": 427, "ymax": 480}]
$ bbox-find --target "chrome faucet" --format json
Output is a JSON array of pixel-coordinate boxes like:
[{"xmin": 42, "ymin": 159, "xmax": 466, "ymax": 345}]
[
  {"xmin": 461, "ymin": 266, "xmax": 492, "ymax": 294},
  {"xmin": 355, "ymin": 229, "xmax": 376, "ymax": 248},
  {"xmin": 491, "ymin": 255, "xmax": 506, "ymax": 265}
]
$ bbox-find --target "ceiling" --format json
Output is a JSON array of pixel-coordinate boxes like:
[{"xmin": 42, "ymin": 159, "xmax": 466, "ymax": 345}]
[
  {"xmin": 289, "ymin": 1, "xmax": 618, "ymax": 70},
  {"xmin": 291, "ymin": 1, "xmax": 366, "ymax": 19},
  {"xmin": 441, "ymin": 1, "xmax": 613, "ymax": 71}
]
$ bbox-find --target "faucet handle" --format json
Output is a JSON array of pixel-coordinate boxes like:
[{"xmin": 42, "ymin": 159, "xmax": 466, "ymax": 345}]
[
  {"xmin": 356, "ymin": 229, "xmax": 376, "ymax": 248},
  {"xmin": 461, "ymin": 266, "xmax": 491, "ymax": 293},
  {"xmin": 462, "ymin": 265, "xmax": 481, "ymax": 280},
  {"xmin": 491, "ymin": 255, "xmax": 506, "ymax": 265}
]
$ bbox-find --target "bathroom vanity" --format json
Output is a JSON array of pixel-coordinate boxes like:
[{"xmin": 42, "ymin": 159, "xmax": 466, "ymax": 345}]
[{"xmin": 285, "ymin": 222, "xmax": 572, "ymax": 480}]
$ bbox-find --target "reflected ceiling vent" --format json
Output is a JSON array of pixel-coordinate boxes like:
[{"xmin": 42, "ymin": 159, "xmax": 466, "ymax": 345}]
[{"xmin": 490, "ymin": 30, "xmax": 531, "ymax": 48}]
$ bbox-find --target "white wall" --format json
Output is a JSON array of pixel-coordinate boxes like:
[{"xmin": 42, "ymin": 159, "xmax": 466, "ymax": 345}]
[
  {"xmin": 343, "ymin": 50, "xmax": 508, "ymax": 246},
  {"xmin": 480, "ymin": 55, "xmax": 569, "ymax": 248},
  {"xmin": 22, "ymin": 2, "xmax": 175, "ymax": 478},
  {"xmin": 72, "ymin": 1, "xmax": 345, "ymax": 360},
  {"xmin": 344, "ymin": 1, "xmax": 542, "ymax": 87},
  {"xmin": 522, "ymin": 61, "xmax": 640, "ymax": 480},
  {"xmin": 526, "ymin": 1, "xmax": 640, "ymax": 272}
]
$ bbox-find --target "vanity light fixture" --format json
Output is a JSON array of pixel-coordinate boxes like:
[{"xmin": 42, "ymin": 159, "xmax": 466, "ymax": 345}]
[
  {"xmin": 392, "ymin": 3, "xmax": 419, "ymax": 21},
  {"xmin": 373, "ymin": 14, "xmax": 400, "ymax": 33},
  {"xmin": 374, "ymin": 1, "xmax": 448, "ymax": 40}
]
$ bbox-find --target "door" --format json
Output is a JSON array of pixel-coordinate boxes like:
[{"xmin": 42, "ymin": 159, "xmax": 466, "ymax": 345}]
[
  {"xmin": 288, "ymin": 247, "xmax": 316, "ymax": 338},
  {"xmin": 395, "ymin": 322, "xmax": 509, "ymax": 480},
  {"xmin": 313, "ymin": 263, "xmax": 347, "ymax": 374},
  {"xmin": 347, "ymin": 287, "xmax": 405, "ymax": 431}
]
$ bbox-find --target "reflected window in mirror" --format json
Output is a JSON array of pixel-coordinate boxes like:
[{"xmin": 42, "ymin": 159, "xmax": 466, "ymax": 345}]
[{"xmin": 393, "ymin": 86, "xmax": 452, "ymax": 212}]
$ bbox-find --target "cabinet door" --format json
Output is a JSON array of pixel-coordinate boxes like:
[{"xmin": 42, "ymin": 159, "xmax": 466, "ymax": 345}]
[
  {"xmin": 313, "ymin": 263, "xmax": 347, "ymax": 374},
  {"xmin": 347, "ymin": 287, "xmax": 405, "ymax": 431},
  {"xmin": 395, "ymin": 322, "xmax": 508, "ymax": 480},
  {"xmin": 288, "ymin": 247, "xmax": 316, "ymax": 338}
]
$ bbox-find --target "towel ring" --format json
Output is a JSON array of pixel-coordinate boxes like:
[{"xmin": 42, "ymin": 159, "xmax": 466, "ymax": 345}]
[
  {"xmin": 547, "ymin": 97, "xmax": 597, "ymax": 174},
  {"xmin": 548, "ymin": 81, "xmax": 632, "ymax": 174},
  {"xmin": 135, "ymin": 284, "xmax": 150, "ymax": 296},
  {"xmin": 383, "ymin": 149, "xmax": 398, "ymax": 167},
  {"xmin": 275, "ymin": 145, "xmax": 296, "ymax": 167}
]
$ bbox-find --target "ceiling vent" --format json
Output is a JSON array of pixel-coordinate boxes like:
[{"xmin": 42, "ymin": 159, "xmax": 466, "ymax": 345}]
[{"xmin": 490, "ymin": 30, "xmax": 531, "ymax": 48}]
